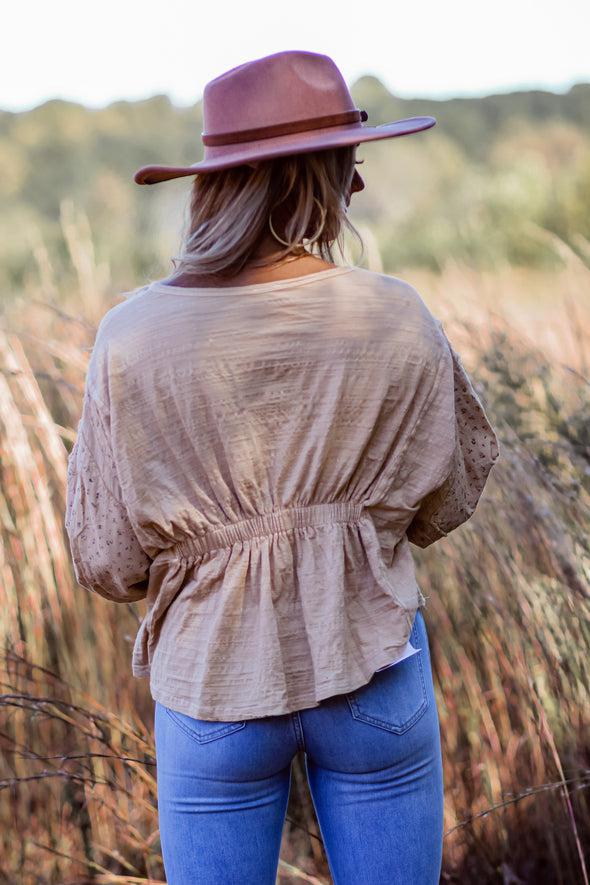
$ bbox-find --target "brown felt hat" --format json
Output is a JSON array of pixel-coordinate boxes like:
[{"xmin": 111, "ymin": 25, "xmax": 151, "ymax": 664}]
[{"xmin": 134, "ymin": 51, "xmax": 436, "ymax": 185}]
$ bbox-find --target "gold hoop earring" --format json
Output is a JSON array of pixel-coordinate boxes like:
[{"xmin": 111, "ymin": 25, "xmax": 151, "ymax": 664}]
[
  {"xmin": 268, "ymin": 212, "xmax": 294, "ymax": 248},
  {"xmin": 302, "ymin": 198, "xmax": 327, "ymax": 247},
  {"xmin": 268, "ymin": 198, "xmax": 327, "ymax": 249}
]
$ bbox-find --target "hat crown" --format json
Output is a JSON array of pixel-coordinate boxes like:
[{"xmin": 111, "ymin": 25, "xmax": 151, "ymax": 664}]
[
  {"xmin": 202, "ymin": 51, "xmax": 355, "ymax": 139},
  {"xmin": 134, "ymin": 51, "xmax": 435, "ymax": 184}
]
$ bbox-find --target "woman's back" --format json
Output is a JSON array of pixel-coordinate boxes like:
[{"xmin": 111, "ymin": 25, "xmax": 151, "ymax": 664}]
[
  {"xmin": 66, "ymin": 50, "xmax": 499, "ymax": 883},
  {"xmin": 102, "ymin": 267, "xmax": 441, "ymax": 532},
  {"xmin": 68, "ymin": 265, "xmax": 496, "ymax": 719}
]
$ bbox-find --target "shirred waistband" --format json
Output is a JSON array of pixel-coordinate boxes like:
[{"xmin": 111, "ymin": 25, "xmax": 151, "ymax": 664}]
[{"xmin": 172, "ymin": 502, "xmax": 364, "ymax": 560}]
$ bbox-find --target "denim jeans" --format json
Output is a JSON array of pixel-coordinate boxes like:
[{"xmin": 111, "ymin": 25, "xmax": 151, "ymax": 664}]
[{"xmin": 155, "ymin": 610, "xmax": 443, "ymax": 884}]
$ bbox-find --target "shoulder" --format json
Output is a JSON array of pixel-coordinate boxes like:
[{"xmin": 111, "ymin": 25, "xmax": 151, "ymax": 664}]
[
  {"xmin": 335, "ymin": 267, "xmax": 445, "ymax": 346},
  {"xmin": 337, "ymin": 267, "xmax": 435, "ymax": 318},
  {"xmin": 343, "ymin": 266, "xmax": 417, "ymax": 294},
  {"xmin": 85, "ymin": 286, "xmax": 155, "ymax": 393},
  {"xmin": 94, "ymin": 285, "xmax": 152, "ymax": 347}
]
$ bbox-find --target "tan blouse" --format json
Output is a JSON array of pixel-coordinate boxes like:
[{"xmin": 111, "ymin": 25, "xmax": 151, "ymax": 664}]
[{"xmin": 66, "ymin": 267, "xmax": 498, "ymax": 720}]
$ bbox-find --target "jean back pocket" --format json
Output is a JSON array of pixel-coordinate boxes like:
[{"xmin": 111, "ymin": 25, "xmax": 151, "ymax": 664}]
[
  {"xmin": 346, "ymin": 637, "xmax": 429, "ymax": 735},
  {"xmin": 165, "ymin": 707, "xmax": 246, "ymax": 744}
]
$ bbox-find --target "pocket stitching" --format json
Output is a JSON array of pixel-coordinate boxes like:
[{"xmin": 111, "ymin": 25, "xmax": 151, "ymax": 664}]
[
  {"xmin": 346, "ymin": 651, "xmax": 429, "ymax": 735},
  {"xmin": 165, "ymin": 708, "xmax": 246, "ymax": 744}
]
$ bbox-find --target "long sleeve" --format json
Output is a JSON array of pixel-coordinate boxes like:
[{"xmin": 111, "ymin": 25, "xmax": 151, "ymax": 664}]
[
  {"xmin": 406, "ymin": 337, "xmax": 498, "ymax": 548},
  {"xmin": 66, "ymin": 393, "xmax": 151, "ymax": 602}
]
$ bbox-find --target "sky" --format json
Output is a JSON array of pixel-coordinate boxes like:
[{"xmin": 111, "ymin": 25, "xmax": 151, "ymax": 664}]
[{"xmin": 2, "ymin": 0, "xmax": 590, "ymax": 112}]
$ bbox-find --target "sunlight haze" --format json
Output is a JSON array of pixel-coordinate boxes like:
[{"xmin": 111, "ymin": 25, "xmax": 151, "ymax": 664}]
[{"xmin": 3, "ymin": 0, "xmax": 590, "ymax": 111}]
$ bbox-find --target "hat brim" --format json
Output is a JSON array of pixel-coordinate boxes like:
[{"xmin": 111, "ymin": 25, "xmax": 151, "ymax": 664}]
[{"xmin": 134, "ymin": 116, "xmax": 436, "ymax": 185}]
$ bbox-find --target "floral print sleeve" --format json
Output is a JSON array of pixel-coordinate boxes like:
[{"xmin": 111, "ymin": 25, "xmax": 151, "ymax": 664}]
[
  {"xmin": 66, "ymin": 398, "xmax": 151, "ymax": 602},
  {"xmin": 407, "ymin": 338, "xmax": 499, "ymax": 548}
]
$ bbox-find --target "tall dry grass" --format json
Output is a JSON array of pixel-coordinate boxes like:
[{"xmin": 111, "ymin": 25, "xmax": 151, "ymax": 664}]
[
  {"xmin": 1, "ymin": 223, "xmax": 590, "ymax": 883},
  {"xmin": 412, "ymin": 242, "xmax": 590, "ymax": 884}
]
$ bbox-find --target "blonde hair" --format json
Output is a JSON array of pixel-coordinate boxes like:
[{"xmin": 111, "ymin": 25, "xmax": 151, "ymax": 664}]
[{"xmin": 175, "ymin": 147, "xmax": 361, "ymax": 279}]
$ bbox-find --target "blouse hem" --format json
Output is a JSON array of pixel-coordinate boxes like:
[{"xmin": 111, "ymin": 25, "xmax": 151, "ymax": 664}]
[{"xmin": 146, "ymin": 638, "xmax": 416, "ymax": 721}]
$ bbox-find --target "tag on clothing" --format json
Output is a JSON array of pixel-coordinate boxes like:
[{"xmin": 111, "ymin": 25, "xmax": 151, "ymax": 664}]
[{"xmin": 376, "ymin": 641, "xmax": 421, "ymax": 672}]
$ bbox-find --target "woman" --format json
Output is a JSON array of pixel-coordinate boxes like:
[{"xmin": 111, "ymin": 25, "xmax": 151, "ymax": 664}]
[{"xmin": 66, "ymin": 51, "xmax": 498, "ymax": 884}]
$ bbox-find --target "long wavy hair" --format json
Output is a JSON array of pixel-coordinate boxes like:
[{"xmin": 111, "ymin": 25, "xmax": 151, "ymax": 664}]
[{"xmin": 174, "ymin": 147, "xmax": 361, "ymax": 279}]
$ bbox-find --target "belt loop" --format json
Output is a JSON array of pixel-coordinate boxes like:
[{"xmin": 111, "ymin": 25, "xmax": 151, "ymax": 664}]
[{"xmin": 290, "ymin": 711, "xmax": 306, "ymax": 752}]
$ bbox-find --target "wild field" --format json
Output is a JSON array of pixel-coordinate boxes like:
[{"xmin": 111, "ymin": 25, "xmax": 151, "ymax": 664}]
[{"xmin": 1, "ymin": 233, "xmax": 589, "ymax": 884}]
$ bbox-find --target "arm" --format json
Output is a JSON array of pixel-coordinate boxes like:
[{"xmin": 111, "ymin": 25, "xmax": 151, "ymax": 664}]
[
  {"xmin": 66, "ymin": 394, "xmax": 151, "ymax": 602},
  {"xmin": 406, "ymin": 338, "xmax": 498, "ymax": 548}
]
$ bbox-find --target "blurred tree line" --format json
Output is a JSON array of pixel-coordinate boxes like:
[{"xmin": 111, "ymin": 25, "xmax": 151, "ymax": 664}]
[{"xmin": 1, "ymin": 78, "xmax": 589, "ymax": 298}]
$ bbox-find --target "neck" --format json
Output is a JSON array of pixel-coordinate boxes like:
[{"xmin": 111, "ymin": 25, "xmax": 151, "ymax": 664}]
[
  {"xmin": 161, "ymin": 235, "xmax": 335, "ymax": 289},
  {"xmin": 163, "ymin": 253, "xmax": 336, "ymax": 289},
  {"xmin": 248, "ymin": 234, "xmax": 306, "ymax": 266}
]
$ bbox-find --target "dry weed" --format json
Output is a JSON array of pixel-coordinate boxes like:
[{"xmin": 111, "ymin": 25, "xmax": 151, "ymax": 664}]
[{"xmin": 1, "ymin": 246, "xmax": 590, "ymax": 883}]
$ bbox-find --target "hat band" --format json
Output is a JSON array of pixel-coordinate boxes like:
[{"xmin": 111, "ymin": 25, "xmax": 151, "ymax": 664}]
[{"xmin": 202, "ymin": 109, "xmax": 367, "ymax": 147}]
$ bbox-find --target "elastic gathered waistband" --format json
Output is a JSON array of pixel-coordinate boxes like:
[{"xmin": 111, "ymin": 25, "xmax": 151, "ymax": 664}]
[{"xmin": 172, "ymin": 502, "xmax": 364, "ymax": 560}]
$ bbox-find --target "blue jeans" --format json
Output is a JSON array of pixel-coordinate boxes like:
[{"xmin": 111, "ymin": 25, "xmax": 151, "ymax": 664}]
[{"xmin": 155, "ymin": 611, "xmax": 443, "ymax": 884}]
